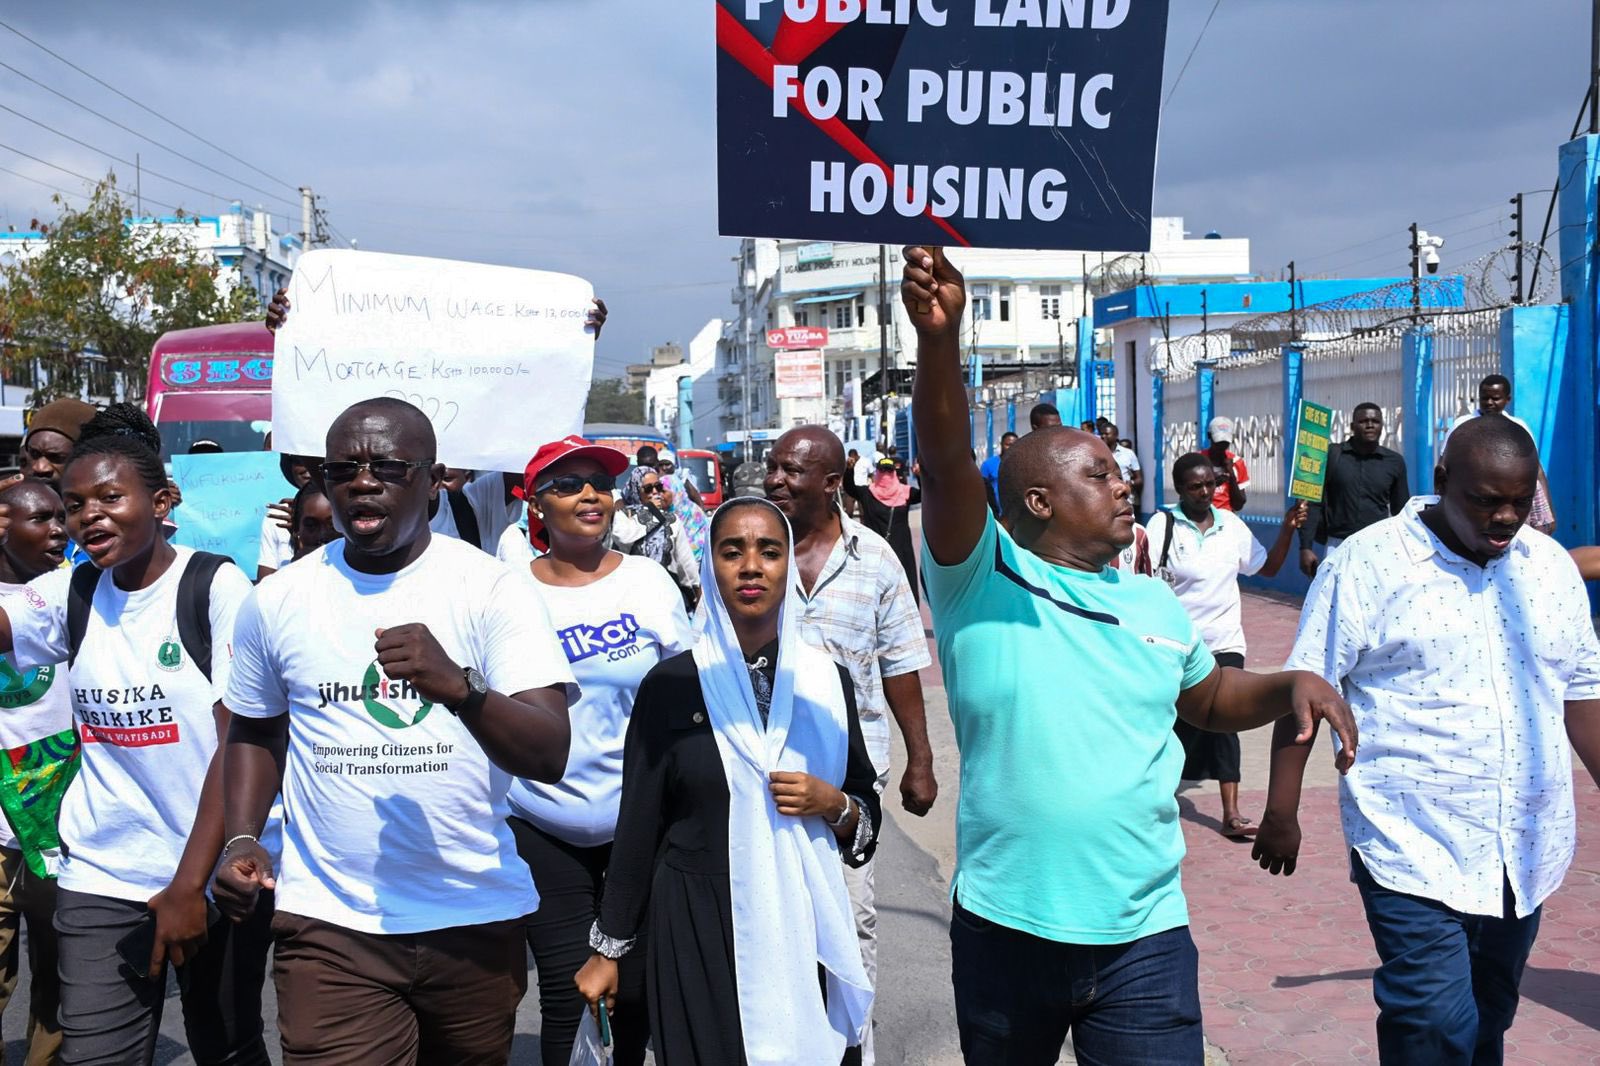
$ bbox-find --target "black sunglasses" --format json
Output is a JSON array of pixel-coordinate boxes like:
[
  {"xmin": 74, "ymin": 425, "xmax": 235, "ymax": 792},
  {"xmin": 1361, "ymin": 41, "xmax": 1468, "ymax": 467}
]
[
  {"xmin": 534, "ymin": 472, "xmax": 617, "ymax": 497},
  {"xmin": 318, "ymin": 459, "xmax": 432, "ymax": 485}
]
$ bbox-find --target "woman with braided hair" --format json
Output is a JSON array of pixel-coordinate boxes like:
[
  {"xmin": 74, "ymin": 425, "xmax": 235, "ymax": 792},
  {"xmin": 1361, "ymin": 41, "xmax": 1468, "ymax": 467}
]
[{"xmin": 0, "ymin": 402, "xmax": 271, "ymax": 1065}]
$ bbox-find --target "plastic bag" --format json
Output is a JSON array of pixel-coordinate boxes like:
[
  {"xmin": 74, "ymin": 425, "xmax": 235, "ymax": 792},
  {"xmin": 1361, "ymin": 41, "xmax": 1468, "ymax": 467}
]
[{"xmin": 569, "ymin": 1005, "xmax": 612, "ymax": 1066}]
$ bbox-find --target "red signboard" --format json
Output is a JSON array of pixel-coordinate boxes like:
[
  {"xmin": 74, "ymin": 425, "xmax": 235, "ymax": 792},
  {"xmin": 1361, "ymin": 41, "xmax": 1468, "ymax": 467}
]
[{"xmin": 766, "ymin": 326, "xmax": 829, "ymax": 350}]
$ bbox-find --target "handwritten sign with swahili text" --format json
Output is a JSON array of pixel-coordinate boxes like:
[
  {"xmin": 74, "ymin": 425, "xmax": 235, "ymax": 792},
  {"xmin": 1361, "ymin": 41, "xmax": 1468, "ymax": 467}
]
[
  {"xmin": 272, "ymin": 250, "xmax": 596, "ymax": 471},
  {"xmin": 1289, "ymin": 400, "xmax": 1334, "ymax": 503},
  {"xmin": 170, "ymin": 451, "xmax": 287, "ymax": 573}
]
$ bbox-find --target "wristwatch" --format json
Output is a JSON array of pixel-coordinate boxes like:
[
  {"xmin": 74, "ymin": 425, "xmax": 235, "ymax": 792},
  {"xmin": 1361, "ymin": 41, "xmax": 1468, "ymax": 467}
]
[{"xmin": 448, "ymin": 667, "xmax": 489, "ymax": 717}]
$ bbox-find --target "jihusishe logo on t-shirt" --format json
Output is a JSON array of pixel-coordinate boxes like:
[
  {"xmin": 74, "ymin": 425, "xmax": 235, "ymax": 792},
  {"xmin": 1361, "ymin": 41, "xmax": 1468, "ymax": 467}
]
[
  {"xmin": 315, "ymin": 662, "xmax": 434, "ymax": 729},
  {"xmin": 557, "ymin": 614, "xmax": 643, "ymax": 664}
]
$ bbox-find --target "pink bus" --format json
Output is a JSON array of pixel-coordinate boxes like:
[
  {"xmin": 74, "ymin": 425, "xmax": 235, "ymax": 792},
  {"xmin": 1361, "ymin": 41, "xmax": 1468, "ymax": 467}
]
[{"xmin": 145, "ymin": 322, "xmax": 274, "ymax": 459}]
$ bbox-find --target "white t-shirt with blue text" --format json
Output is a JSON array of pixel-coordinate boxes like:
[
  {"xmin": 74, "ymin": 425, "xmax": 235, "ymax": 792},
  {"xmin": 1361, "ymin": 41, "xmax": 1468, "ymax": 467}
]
[{"xmin": 509, "ymin": 554, "xmax": 693, "ymax": 846}]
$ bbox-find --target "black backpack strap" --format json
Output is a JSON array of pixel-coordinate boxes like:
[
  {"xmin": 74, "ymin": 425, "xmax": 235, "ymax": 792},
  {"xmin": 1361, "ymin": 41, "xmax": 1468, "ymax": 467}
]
[
  {"xmin": 65, "ymin": 562, "xmax": 102, "ymax": 669},
  {"xmin": 447, "ymin": 489, "xmax": 482, "ymax": 550},
  {"xmin": 176, "ymin": 552, "xmax": 229, "ymax": 684},
  {"xmin": 1157, "ymin": 509, "xmax": 1177, "ymax": 572}
]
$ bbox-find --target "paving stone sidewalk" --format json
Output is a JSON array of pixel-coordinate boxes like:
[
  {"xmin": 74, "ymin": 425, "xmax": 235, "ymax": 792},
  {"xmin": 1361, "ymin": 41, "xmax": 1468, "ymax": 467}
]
[{"xmin": 1175, "ymin": 589, "xmax": 1600, "ymax": 1065}]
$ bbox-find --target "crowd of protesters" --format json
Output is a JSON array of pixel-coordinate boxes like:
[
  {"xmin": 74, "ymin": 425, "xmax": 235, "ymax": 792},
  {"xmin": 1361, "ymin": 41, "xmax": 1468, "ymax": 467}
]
[{"xmin": 0, "ymin": 259, "xmax": 1585, "ymax": 1066}]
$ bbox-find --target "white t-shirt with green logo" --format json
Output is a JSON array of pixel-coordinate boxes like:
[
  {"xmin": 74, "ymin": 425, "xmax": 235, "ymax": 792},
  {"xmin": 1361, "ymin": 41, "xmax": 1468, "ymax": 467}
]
[
  {"xmin": 509, "ymin": 554, "xmax": 693, "ymax": 846},
  {"xmin": 226, "ymin": 535, "xmax": 577, "ymax": 934},
  {"xmin": 0, "ymin": 583, "xmax": 74, "ymax": 852},
  {"xmin": 8, "ymin": 549, "xmax": 252, "ymax": 900}
]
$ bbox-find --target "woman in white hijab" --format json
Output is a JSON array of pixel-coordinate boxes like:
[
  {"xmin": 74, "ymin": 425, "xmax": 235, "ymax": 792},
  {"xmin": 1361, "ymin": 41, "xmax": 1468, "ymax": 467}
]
[{"xmin": 577, "ymin": 497, "xmax": 878, "ymax": 1066}]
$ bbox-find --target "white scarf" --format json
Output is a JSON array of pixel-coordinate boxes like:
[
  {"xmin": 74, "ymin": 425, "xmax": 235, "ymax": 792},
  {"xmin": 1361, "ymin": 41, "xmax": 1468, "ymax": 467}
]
[{"xmin": 692, "ymin": 499, "xmax": 873, "ymax": 1065}]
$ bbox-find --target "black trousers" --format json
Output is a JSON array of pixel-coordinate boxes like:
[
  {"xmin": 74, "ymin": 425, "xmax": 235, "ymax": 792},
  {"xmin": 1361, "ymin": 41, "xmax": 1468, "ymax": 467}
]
[
  {"xmin": 54, "ymin": 887, "xmax": 274, "ymax": 1066},
  {"xmin": 509, "ymin": 816, "xmax": 649, "ymax": 1066}
]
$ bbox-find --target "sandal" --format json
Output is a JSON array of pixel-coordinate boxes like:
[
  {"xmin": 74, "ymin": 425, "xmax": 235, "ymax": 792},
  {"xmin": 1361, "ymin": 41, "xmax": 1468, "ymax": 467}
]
[{"xmin": 1222, "ymin": 816, "xmax": 1258, "ymax": 841}]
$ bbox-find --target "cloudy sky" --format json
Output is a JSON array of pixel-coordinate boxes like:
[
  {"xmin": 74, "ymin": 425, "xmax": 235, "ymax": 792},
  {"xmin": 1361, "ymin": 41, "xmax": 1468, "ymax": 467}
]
[{"xmin": 0, "ymin": 1, "xmax": 1588, "ymax": 377}]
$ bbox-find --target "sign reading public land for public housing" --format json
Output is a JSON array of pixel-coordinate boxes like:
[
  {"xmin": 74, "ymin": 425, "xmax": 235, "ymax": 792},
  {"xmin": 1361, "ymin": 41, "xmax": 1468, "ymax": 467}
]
[
  {"xmin": 1289, "ymin": 400, "xmax": 1334, "ymax": 503},
  {"xmin": 272, "ymin": 250, "xmax": 596, "ymax": 472},
  {"xmin": 716, "ymin": 0, "xmax": 1170, "ymax": 251}
]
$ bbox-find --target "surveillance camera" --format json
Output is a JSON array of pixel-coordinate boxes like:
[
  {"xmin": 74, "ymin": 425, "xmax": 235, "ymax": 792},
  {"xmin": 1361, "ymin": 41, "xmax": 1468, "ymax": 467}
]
[{"xmin": 1424, "ymin": 248, "xmax": 1441, "ymax": 274}]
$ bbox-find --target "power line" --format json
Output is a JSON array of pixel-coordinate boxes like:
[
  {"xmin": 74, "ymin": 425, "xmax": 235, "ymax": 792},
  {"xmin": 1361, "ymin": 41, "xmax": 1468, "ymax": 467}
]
[
  {"xmin": 0, "ymin": 100, "xmax": 232, "ymax": 206},
  {"xmin": 1163, "ymin": 0, "xmax": 1224, "ymax": 110},
  {"xmin": 0, "ymin": 162, "xmax": 83, "ymax": 204},
  {"xmin": 0, "ymin": 140, "xmax": 184, "ymax": 213},
  {"xmin": 0, "ymin": 58, "xmax": 301, "ymax": 212},
  {"xmin": 1301, "ymin": 200, "xmax": 1517, "ymax": 268},
  {"xmin": 0, "ymin": 16, "xmax": 297, "ymax": 193}
]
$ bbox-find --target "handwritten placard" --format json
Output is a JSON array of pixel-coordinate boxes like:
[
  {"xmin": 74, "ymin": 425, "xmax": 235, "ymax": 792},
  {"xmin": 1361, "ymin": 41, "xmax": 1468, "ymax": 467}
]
[
  {"xmin": 272, "ymin": 250, "xmax": 596, "ymax": 471},
  {"xmin": 170, "ymin": 452, "xmax": 288, "ymax": 573}
]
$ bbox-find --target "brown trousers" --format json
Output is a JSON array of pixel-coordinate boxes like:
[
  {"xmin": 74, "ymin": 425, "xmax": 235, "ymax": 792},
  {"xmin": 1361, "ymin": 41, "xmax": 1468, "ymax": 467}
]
[
  {"xmin": 0, "ymin": 845, "xmax": 60, "ymax": 1066},
  {"xmin": 271, "ymin": 910, "xmax": 526, "ymax": 1066}
]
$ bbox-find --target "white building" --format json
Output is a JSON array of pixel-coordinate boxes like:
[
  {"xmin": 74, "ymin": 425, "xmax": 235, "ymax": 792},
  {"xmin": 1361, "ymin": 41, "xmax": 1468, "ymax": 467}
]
[
  {"xmin": 724, "ymin": 219, "xmax": 1251, "ymax": 447},
  {"xmin": 645, "ymin": 318, "xmax": 725, "ymax": 450},
  {"xmin": 0, "ymin": 201, "xmax": 300, "ymax": 444}
]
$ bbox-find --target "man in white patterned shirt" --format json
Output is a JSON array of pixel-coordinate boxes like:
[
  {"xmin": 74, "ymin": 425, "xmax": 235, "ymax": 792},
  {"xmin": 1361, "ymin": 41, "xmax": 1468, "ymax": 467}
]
[
  {"xmin": 1255, "ymin": 414, "xmax": 1600, "ymax": 1065},
  {"xmin": 764, "ymin": 425, "xmax": 935, "ymax": 1066}
]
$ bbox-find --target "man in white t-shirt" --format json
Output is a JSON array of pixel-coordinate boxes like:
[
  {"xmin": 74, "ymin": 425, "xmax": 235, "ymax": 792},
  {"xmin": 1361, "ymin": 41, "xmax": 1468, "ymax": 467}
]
[
  {"xmin": 0, "ymin": 480, "xmax": 72, "ymax": 1062},
  {"xmin": 212, "ymin": 398, "xmax": 576, "ymax": 1063}
]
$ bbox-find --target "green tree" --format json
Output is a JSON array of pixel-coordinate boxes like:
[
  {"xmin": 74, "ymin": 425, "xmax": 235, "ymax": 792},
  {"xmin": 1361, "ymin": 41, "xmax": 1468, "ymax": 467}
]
[
  {"xmin": 585, "ymin": 376, "xmax": 644, "ymax": 423},
  {"xmin": 0, "ymin": 177, "xmax": 262, "ymax": 402}
]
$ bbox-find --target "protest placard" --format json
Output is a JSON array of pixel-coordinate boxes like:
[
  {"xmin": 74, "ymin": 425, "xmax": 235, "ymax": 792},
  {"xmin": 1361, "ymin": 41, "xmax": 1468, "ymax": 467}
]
[
  {"xmin": 716, "ymin": 0, "xmax": 1170, "ymax": 251},
  {"xmin": 1289, "ymin": 400, "xmax": 1334, "ymax": 502},
  {"xmin": 170, "ymin": 452, "xmax": 288, "ymax": 574},
  {"xmin": 271, "ymin": 250, "xmax": 596, "ymax": 471}
]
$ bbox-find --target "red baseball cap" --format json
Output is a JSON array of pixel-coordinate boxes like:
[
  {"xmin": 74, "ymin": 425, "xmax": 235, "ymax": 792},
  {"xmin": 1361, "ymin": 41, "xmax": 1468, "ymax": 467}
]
[{"xmin": 518, "ymin": 436, "xmax": 630, "ymax": 500}]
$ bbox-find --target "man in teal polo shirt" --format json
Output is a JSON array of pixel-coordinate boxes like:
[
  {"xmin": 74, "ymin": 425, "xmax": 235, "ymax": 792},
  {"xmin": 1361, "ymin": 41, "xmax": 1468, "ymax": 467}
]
[{"xmin": 902, "ymin": 247, "xmax": 1359, "ymax": 1066}]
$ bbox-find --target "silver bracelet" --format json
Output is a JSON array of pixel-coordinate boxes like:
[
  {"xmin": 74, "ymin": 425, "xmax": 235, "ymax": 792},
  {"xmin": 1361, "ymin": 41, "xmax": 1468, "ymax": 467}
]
[
  {"xmin": 222, "ymin": 833, "xmax": 259, "ymax": 854},
  {"xmin": 588, "ymin": 921, "xmax": 636, "ymax": 960},
  {"xmin": 827, "ymin": 795, "xmax": 855, "ymax": 828}
]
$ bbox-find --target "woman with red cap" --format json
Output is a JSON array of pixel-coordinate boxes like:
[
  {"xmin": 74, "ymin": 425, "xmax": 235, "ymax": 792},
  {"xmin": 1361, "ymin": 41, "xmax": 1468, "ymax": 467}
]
[{"xmin": 507, "ymin": 435, "xmax": 694, "ymax": 1066}]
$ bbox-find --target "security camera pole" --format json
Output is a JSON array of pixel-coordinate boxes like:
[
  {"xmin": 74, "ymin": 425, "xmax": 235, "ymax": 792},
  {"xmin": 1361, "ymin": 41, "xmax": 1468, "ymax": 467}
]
[{"xmin": 1410, "ymin": 221, "xmax": 1421, "ymax": 321}]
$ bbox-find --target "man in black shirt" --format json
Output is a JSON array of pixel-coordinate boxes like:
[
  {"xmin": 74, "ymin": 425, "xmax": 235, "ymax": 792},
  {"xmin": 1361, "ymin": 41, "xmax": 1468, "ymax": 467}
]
[{"xmin": 1299, "ymin": 403, "xmax": 1410, "ymax": 578}]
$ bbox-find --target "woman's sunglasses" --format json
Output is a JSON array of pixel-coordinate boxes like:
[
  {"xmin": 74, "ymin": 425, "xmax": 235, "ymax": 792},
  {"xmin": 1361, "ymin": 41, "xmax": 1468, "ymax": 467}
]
[{"xmin": 533, "ymin": 472, "xmax": 618, "ymax": 497}]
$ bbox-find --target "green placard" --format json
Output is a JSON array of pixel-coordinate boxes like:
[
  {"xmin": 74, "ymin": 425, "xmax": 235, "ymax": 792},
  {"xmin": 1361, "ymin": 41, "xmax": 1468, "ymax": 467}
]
[{"xmin": 1289, "ymin": 400, "xmax": 1334, "ymax": 502}]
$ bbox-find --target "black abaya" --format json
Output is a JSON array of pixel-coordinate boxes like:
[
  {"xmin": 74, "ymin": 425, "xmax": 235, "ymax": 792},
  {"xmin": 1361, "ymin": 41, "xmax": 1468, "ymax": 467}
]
[{"xmin": 595, "ymin": 645, "xmax": 881, "ymax": 1066}]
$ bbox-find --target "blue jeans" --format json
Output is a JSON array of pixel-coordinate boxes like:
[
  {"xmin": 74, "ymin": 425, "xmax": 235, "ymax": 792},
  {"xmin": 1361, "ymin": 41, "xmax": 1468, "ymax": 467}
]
[
  {"xmin": 950, "ymin": 899, "xmax": 1202, "ymax": 1065},
  {"xmin": 1352, "ymin": 854, "xmax": 1542, "ymax": 1066}
]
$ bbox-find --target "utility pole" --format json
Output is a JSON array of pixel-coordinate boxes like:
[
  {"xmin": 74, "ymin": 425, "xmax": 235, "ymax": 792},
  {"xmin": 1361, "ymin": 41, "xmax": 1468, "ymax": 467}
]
[
  {"xmin": 877, "ymin": 244, "xmax": 889, "ymax": 447},
  {"xmin": 135, "ymin": 153, "xmax": 141, "ymax": 217},
  {"xmin": 1509, "ymin": 193, "xmax": 1525, "ymax": 304},
  {"xmin": 1287, "ymin": 260, "xmax": 1298, "ymax": 340},
  {"xmin": 1592, "ymin": 0, "xmax": 1599, "ymax": 134},
  {"xmin": 1409, "ymin": 222, "xmax": 1421, "ymax": 321},
  {"xmin": 300, "ymin": 187, "xmax": 314, "ymax": 251}
]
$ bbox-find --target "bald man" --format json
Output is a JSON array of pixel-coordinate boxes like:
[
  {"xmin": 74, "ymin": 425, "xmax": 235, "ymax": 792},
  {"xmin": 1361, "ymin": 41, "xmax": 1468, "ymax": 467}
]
[
  {"xmin": 903, "ymin": 246, "xmax": 1356, "ymax": 1065},
  {"xmin": 1264, "ymin": 413, "xmax": 1600, "ymax": 1064},
  {"xmin": 764, "ymin": 426, "xmax": 934, "ymax": 1064}
]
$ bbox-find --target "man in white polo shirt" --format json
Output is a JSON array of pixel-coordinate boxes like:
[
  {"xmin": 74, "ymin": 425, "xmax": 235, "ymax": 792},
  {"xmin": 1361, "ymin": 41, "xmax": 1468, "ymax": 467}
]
[
  {"xmin": 1257, "ymin": 414, "xmax": 1600, "ymax": 1064},
  {"xmin": 211, "ymin": 398, "xmax": 575, "ymax": 1064}
]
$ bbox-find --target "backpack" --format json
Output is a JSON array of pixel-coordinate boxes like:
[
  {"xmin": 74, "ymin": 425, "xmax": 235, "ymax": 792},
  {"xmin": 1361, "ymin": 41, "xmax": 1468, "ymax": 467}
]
[
  {"xmin": 66, "ymin": 552, "xmax": 230, "ymax": 681},
  {"xmin": 446, "ymin": 488, "xmax": 482, "ymax": 550}
]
